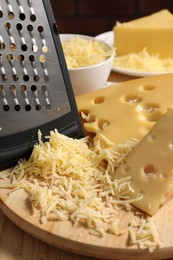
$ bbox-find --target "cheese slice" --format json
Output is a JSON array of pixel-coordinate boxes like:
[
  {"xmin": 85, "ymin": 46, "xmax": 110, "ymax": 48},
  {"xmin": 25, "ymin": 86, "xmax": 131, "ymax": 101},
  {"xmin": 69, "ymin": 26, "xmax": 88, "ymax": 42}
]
[
  {"xmin": 115, "ymin": 108, "xmax": 173, "ymax": 215},
  {"xmin": 113, "ymin": 9, "xmax": 173, "ymax": 58},
  {"xmin": 76, "ymin": 74, "xmax": 173, "ymax": 148}
]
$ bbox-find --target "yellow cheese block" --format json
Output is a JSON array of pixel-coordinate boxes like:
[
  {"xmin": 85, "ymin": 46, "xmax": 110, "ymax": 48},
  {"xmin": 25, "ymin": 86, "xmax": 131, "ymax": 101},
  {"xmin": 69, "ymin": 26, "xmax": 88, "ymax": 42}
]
[
  {"xmin": 76, "ymin": 74, "xmax": 173, "ymax": 147},
  {"xmin": 113, "ymin": 9, "xmax": 173, "ymax": 58},
  {"xmin": 115, "ymin": 109, "xmax": 173, "ymax": 215}
]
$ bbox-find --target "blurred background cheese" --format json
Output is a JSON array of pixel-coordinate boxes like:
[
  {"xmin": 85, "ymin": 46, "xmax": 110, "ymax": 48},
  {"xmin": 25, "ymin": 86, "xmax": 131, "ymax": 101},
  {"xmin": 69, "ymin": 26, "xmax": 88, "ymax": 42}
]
[
  {"xmin": 76, "ymin": 74, "xmax": 173, "ymax": 147},
  {"xmin": 114, "ymin": 9, "xmax": 173, "ymax": 59}
]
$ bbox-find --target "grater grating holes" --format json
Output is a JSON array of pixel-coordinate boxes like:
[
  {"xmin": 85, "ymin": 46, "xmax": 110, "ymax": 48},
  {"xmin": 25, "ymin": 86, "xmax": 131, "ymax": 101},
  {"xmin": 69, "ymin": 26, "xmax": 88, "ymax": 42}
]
[
  {"xmin": 39, "ymin": 54, "xmax": 49, "ymax": 81},
  {"xmin": 37, "ymin": 25, "xmax": 48, "ymax": 53},
  {"xmin": 29, "ymin": 54, "xmax": 35, "ymax": 63},
  {"xmin": 10, "ymin": 41, "xmax": 17, "ymax": 51},
  {"xmin": 18, "ymin": 53, "xmax": 25, "ymax": 62},
  {"xmin": 37, "ymin": 25, "xmax": 44, "ymax": 33},
  {"xmin": 18, "ymin": 54, "xmax": 30, "ymax": 82},
  {"xmin": 0, "ymin": 7, "xmax": 3, "ymax": 18},
  {"xmin": 0, "ymin": 0, "xmax": 67, "ymax": 113},
  {"xmin": 29, "ymin": 55, "xmax": 40, "ymax": 81},
  {"xmin": 39, "ymin": 54, "xmax": 46, "ymax": 63},
  {"xmin": 7, "ymin": 53, "xmax": 19, "ymax": 81},
  {"xmin": 4, "ymin": 21, "xmax": 17, "ymax": 51},
  {"xmin": 21, "ymin": 43, "xmax": 28, "ymax": 52},
  {"xmin": 7, "ymin": 3, "xmax": 15, "ymax": 20},
  {"xmin": 44, "ymin": 72, "xmax": 49, "ymax": 82},
  {"xmin": 41, "ymin": 85, "xmax": 51, "ymax": 109},
  {"xmin": 0, "ymin": 36, "xmax": 5, "ymax": 50},
  {"xmin": 31, "ymin": 84, "xmax": 41, "ymax": 111},
  {"xmin": 16, "ymin": 22, "xmax": 23, "ymax": 31},
  {"xmin": 34, "ymin": 73, "xmax": 40, "ymax": 82},
  {"xmin": 16, "ymin": 23, "xmax": 28, "ymax": 51},
  {"xmin": 4, "ymin": 21, "xmax": 12, "ymax": 31},
  {"xmin": 19, "ymin": 13, "xmax": 26, "ymax": 21},
  {"xmin": 0, "ymin": 54, "xmax": 8, "ymax": 81},
  {"xmin": 0, "ymin": 84, "xmax": 9, "ymax": 111},
  {"xmin": 23, "ymin": 73, "xmax": 29, "ymax": 82},
  {"xmin": 1, "ymin": 72, "xmax": 8, "ymax": 81},
  {"xmin": 27, "ymin": 24, "xmax": 33, "ymax": 32},
  {"xmin": 18, "ymin": 3, "xmax": 26, "ymax": 21},
  {"xmin": 27, "ymin": 24, "xmax": 38, "ymax": 53},
  {"xmin": 9, "ymin": 84, "xmax": 21, "ymax": 111},
  {"xmin": 20, "ymin": 84, "xmax": 31, "ymax": 111},
  {"xmin": 30, "ymin": 7, "xmax": 36, "ymax": 22}
]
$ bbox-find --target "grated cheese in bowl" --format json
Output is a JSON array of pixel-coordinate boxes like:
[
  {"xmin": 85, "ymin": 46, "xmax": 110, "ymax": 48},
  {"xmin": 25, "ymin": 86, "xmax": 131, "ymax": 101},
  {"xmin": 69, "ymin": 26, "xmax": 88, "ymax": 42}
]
[
  {"xmin": 0, "ymin": 130, "xmax": 162, "ymax": 252},
  {"xmin": 60, "ymin": 34, "xmax": 115, "ymax": 95},
  {"xmin": 62, "ymin": 36, "xmax": 113, "ymax": 69}
]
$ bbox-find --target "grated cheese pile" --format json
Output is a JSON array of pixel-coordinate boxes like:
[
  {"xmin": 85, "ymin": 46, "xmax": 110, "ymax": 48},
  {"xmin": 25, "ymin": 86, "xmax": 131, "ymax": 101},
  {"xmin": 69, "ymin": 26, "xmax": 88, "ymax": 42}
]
[
  {"xmin": 113, "ymin": 48, "xmax": 173, "ymax": 73},
  {"xmin": 0, "ymin": 130, "xmax": 162, "ymax": 252},
  {"xmin": 62, "ymin": 37, "xmax": 113, "ymax": 69}
]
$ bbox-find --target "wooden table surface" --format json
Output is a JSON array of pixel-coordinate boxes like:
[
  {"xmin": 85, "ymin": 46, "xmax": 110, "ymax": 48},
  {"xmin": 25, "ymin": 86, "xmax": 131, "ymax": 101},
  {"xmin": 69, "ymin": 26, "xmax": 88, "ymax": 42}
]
[{"xmin": 0, "ymin": 71, "xmax": 143, "ymax": 260}]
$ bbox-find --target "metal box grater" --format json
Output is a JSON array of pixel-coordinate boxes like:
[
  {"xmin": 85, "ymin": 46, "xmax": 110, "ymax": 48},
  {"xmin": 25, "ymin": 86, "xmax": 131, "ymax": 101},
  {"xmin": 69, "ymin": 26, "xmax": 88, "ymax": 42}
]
[{"xmin": 0, "ymin": 0, "xmax": 84, "ymax": 170}]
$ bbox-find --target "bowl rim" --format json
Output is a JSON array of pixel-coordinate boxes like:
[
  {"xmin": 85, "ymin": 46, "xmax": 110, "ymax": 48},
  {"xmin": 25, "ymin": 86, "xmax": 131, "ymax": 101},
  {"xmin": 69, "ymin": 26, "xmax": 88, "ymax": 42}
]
[{"xmin": 59, "ymin": 33, "xmax": 115, "ymax": 71}]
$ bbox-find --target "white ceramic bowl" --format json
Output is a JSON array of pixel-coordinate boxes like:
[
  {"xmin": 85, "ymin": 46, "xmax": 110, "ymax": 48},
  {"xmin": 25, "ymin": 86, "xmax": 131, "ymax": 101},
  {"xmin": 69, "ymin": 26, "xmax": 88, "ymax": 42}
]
[{"xmin": 60, "ymin": 34, "xmax": 115, "ymax": 96}]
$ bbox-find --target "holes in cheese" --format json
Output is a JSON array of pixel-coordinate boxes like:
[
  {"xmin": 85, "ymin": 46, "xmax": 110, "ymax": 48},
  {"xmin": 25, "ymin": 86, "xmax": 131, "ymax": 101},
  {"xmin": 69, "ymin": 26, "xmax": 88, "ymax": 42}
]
[
  {"xmin": 115, "ymin": 109, "xmax": 173, "ymax": 215},
  {"xmin": 80, "ymin": 110, "xmax": 95, "ymax": 123},
  {"xmin": 121, "ymin": 164, "xmax": 131, "ymax": 173},
  {"xmin": 142, "ymin": 164, "xmax": 157, "ymax": 179},
  {"xmin": 94, "ymin": 96, "xmax": 105, "ymax": 104},
  {"xmin": 143, "ymin": 164, "xmax": 156, "ymax": 174},
  {"xmin": 147, "ymin": 133, "xmax": 156, "ymax": 141},
  {"xmin": 137, "ymin": 102, "xmax": 160, "ymax": 112},
  {"xmin": 140, "ymin": 84, "xmax": 155, "ymax": 91},
  {"xmin": 140, "ymin": 110, "xmax": 162, "ymax": 122},
  {"xmin": 80, "ymin": 110, "xmax": 110, "ymax": 133},
  {"xmin": 98, "ymin": 118, "xmax": 110, "ymax": 130},
  {"xmin": 138, "ymin": 102, "xmax": 162, "ymax": 122},
  {"xmin": 123, "ymin": 93, "xmax": 142, "ymax": 103},
  {"xmin": 80, "ymin": 109, "xmax": 89, "ymax": 117},
  {"xmin": 76, "ymin": 74, "xmax": 173, "ymax": 147}
]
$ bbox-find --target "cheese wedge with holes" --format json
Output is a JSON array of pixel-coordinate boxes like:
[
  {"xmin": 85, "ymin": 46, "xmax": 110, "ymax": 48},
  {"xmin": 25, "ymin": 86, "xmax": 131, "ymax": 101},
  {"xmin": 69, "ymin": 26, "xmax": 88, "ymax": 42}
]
[
  {"xmin": 113, "ymin": 9, "xmax": 173, "ymax": 58},
  {"xmin": 115, "ymin": 109, "xmax": 173, "ymax": 215},
  {"xmin": 76, "ymin": 74, "xmax": 173, "ymax": 147}
]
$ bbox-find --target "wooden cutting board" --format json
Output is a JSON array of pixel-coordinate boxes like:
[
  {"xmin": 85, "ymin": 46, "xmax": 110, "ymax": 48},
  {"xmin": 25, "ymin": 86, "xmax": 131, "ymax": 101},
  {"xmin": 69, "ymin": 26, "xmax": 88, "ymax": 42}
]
[{"xmin": 0, "ymin": 169, "xmax": 173, "ymax": 260}]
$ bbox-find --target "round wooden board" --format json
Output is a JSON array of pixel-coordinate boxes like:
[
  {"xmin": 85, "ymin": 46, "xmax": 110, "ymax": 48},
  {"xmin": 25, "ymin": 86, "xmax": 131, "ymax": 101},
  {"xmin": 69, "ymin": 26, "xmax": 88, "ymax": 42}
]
[{"xmin": 0, "ymin": 170, "xmax": 173, "ymax": 260}]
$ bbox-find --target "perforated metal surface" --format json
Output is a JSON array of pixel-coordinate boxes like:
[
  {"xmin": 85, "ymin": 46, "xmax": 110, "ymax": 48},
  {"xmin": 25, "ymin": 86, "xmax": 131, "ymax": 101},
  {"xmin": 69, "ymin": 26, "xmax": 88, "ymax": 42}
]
[{"xmin": 0, "ymin": 0, "xmax": 83, "ymax": 169}]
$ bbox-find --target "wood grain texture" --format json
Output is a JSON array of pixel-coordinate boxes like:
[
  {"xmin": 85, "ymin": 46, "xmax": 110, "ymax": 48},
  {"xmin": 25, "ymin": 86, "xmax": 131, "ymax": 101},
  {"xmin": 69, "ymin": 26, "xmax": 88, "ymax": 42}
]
[
  {"xmin": 0, "ymin": 168, "xmax": 173, "ymax": 260},
  {"xmin": 0, "ymin": 210, "xmax": 99, "ymax": 260}
]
